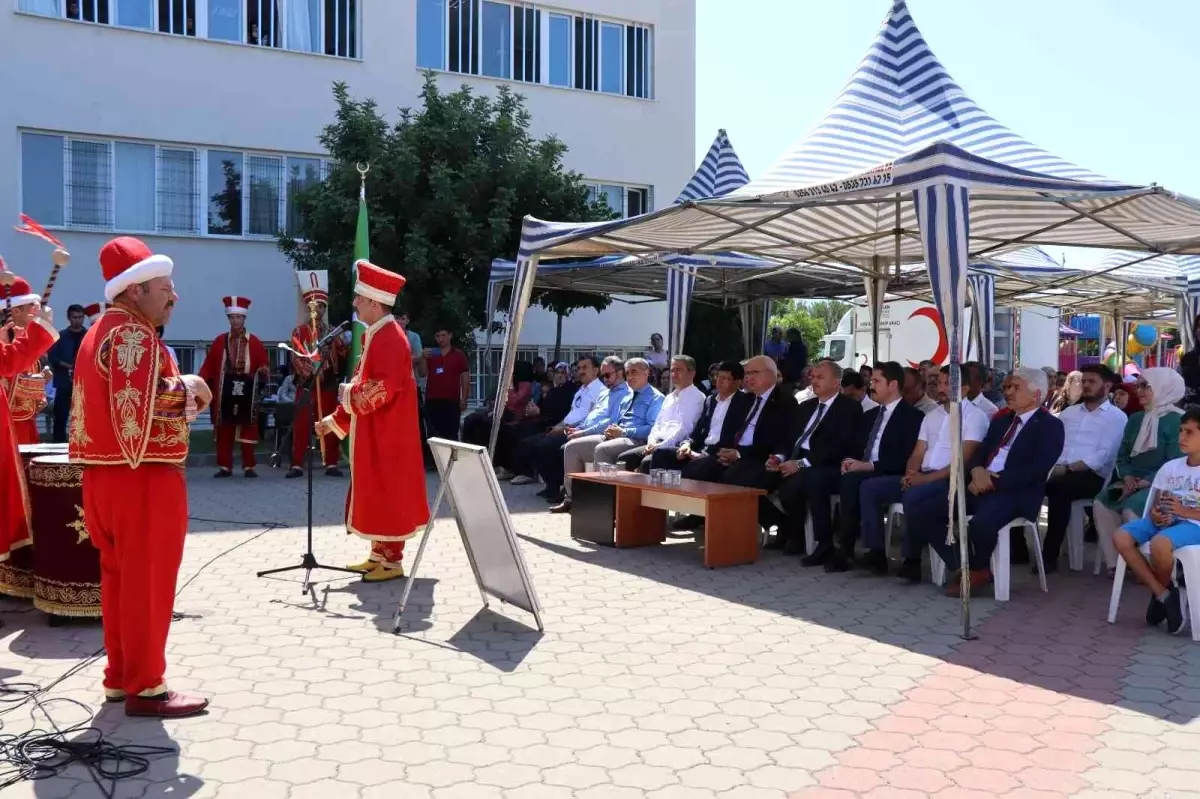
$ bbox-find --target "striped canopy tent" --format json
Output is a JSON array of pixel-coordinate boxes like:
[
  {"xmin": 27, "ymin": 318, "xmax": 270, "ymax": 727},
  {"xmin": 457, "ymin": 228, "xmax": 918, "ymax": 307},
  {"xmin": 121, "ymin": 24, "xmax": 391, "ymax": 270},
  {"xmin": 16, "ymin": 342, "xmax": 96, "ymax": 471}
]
[
  {"xmin": 485, "ymin": 129, "xmax": 773, "ymax": 365},
  {"xmin": 494, "ymin": 0, "xmax": 1200, "ymax": 635}
]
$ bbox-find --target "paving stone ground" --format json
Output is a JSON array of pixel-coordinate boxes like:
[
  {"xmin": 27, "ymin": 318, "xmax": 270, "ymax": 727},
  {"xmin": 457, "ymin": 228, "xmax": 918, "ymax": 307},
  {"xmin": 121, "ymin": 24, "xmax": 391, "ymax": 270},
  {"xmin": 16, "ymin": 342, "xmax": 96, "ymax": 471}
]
[{"xmin": 0, "ymin": 467, "xmax": 1196, "ymax": 798}]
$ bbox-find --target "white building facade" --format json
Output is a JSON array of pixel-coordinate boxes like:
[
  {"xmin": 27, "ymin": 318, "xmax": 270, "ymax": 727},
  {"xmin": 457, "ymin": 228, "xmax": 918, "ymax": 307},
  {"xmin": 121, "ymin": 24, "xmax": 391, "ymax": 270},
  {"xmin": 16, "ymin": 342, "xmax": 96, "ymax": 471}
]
[{"xmin": 1, "ymin": 0, "xmax": 695, "ymax": 377}]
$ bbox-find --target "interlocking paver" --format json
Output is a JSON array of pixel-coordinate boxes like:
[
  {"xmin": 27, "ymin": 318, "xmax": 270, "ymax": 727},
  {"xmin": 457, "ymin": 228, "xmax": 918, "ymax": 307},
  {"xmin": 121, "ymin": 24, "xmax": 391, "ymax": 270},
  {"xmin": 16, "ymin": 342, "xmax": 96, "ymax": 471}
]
[{"xmin": 1, "ymin": 470, "xmax": 1192, "ymax": 799}]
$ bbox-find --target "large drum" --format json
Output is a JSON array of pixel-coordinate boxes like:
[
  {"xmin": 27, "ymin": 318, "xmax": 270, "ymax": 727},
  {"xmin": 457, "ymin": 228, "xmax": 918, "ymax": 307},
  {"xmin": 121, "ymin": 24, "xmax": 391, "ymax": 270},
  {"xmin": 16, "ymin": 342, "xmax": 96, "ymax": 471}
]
[
  {"xmin": 27, "ymin": 455, "xmax": 101, "ymax": 618},
  {"xmin": 0, "ymin": 444, "xmax": 67, "ymax": 599}
]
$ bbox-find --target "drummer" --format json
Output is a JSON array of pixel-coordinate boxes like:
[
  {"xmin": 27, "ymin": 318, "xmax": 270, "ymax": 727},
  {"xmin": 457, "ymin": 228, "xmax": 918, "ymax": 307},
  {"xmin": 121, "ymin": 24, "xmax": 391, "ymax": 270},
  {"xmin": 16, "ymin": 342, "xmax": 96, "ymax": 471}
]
[
  {"xmin": 197, "ymin": 296, "xmax": 269, "ymax": 478},
  {"xmin": 0, "ymin": 270, "xmax": 58, "ymax": 570},
  {"xmin": 1, "ymin": 276, "xmax": 52, "ymax": 445}
]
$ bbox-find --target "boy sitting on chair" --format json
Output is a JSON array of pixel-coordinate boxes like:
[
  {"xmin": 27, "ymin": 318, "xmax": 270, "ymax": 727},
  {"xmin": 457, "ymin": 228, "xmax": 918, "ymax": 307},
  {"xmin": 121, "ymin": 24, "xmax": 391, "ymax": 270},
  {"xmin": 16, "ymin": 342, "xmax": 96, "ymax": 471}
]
[{"xmin": 1113, "ymin": 406, "xmax": 1200, "ymax": 636}]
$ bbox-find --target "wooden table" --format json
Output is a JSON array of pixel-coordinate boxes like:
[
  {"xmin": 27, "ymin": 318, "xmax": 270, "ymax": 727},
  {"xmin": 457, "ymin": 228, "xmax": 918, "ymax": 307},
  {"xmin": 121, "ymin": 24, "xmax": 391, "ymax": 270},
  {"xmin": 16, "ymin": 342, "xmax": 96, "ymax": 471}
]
[{"xmin": 568, "ymin": 472, "xmax": 766, "ymax": 568}]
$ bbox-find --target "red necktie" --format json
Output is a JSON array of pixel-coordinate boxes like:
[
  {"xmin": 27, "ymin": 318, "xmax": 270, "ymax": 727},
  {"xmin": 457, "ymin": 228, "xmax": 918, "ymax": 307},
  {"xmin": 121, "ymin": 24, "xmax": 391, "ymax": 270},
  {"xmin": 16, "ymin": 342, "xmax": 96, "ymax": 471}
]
[{"xmin": 986, "ymin": 415, "xmax": 1022, "ymax": 467}]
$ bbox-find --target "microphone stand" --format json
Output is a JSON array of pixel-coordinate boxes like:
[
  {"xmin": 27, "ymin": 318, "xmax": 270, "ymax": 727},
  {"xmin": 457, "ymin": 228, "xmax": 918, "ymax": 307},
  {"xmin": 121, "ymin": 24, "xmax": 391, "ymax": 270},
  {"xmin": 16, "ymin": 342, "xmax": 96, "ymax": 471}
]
[{"xmin": 257, "ymin": 308, "xmax": 360, "ymax": 599}]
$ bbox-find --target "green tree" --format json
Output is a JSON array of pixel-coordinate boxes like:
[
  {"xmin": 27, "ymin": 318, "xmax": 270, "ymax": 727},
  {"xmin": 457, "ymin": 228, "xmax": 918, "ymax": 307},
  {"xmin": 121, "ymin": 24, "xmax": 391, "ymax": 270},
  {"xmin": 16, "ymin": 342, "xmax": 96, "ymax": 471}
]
[
  {"xmin": 805, "ymin": 299, "xmax": 852, "ymax": 335},
  {"xmin": 769, "ymin": 299, "xmax": 825, "ymax": 362},
  {"xmin": 280, "ymin": 76, "xmax": 612, "ymax": 344}
]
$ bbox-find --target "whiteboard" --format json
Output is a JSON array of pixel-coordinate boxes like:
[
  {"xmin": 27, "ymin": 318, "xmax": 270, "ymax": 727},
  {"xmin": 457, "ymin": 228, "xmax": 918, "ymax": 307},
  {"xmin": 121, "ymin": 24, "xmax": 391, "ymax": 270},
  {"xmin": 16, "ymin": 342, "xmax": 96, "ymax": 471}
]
[{"xmin": 429, "ymin": 438, "xmax": 543, "ymax": 625}]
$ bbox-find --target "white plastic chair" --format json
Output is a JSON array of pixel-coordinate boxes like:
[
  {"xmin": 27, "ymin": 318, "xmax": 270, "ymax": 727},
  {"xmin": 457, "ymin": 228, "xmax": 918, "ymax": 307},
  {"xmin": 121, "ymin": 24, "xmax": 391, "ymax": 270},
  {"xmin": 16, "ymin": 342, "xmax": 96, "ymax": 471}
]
[
  {"xmin": 929, "ymin": 516, "xmax": 1047, "ymax": 602},
  {"xmin": 1066, "ymin": 498, "xmax": 1092, "ymax": 572},
  {"xmin": 1108, "ymin": 542, "xmax": 1200, "ymax": 642},
  {"xmin": 885, "ymin": 502, "xmax": 948, "ymax": 586}
]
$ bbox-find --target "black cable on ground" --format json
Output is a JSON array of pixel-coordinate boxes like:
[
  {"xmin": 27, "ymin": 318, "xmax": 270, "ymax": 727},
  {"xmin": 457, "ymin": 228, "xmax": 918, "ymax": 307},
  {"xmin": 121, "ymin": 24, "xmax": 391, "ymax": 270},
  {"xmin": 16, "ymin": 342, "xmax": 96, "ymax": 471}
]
[{"xmin": 0, "ymin": 520, "xmax": 284, "ymax": 798}]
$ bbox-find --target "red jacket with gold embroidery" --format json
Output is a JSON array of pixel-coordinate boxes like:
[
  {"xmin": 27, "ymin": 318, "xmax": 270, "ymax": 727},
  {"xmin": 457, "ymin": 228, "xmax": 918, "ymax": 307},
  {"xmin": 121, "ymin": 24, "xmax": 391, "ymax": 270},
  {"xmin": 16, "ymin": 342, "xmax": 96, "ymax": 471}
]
[
  {"xmin": 326, "ymin": 316, "xmax": 429, "ymax": 542},
  {"xmin": 69, "ymin": 305, "xmax": 195, "ymax": 468},
  {"xmin": 289, "ymin": 321, "xmax": 345, "ymax": 388}
]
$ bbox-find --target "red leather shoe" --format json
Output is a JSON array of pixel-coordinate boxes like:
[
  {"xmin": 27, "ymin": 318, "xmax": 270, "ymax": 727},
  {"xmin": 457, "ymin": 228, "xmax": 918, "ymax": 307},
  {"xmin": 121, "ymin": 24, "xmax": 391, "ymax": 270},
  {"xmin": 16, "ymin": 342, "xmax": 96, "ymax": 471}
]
[
  {"xmin": 125, "ymin": 691, "xmax": 210, "ymax": 718},
  {"xmin": 944, "ymin": 569, "xmax": 993, "ymax": 598}
]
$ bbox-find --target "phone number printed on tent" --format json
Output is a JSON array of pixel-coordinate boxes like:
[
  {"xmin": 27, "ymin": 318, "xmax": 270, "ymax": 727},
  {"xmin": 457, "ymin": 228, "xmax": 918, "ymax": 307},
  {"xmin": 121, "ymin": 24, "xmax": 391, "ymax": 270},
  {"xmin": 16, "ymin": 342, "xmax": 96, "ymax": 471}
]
[{"xmin": 784, "ymin": 167, "xmax": 895, "ymax": 200}]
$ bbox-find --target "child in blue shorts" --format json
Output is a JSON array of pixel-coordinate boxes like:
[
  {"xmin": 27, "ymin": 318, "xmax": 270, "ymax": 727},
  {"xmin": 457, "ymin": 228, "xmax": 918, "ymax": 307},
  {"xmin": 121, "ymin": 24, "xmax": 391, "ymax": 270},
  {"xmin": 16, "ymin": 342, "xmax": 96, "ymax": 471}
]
[{"xmin": 1113, "ymin": 407, "xmax": 1200, "ymax": 635}]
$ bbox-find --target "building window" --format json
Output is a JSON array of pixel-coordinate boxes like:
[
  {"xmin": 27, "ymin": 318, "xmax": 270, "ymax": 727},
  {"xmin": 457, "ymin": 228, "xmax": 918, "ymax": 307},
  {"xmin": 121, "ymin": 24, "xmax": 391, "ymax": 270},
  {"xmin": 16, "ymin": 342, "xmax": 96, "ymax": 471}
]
[
  {"xmin": 207, "ymin": 150, "xmax": 243, "ymax": 236},
  {"xmin": 585, "ymin": 182, "xmax": 651, "ymax": 218},
  {"xmin": 20, "ymin": 133, "xmax": 65, "ymax": 227},
  {"xmin": 20, "ymin": 131, "xmax": 324, "ymax": 239},
  {"xmin": 156, "ymin": 0, "xmax": 196, "ymax": 35},
  {"xmin": 247, "ymin": 0, "xmax": 281, "ymax": 46},
  {"xmin": 67, "ymin": 139, "xmax": 113, "ymax": 230},
  {"xmin": 323, "ymin": 0, "xmax": 356, "ymax": 58},
  {"xmin": 546, "ymin": 12, "xmax": 570, "ymax": 87},
  {"xmin": 21, "ymin": 0, "xmax": 355, "ymax": 58},
  {"xmin": 114, "ymin": 142, "xmax": 156, "ymax": 232},
  {"xmin": 626, "ymin": 24, "xmax": 651, "ymax": 99},
  {"xmin": 416, "ymin": 0, "xmax": 445, "ymax": 69},
  {"xmin": 479, "ymin": 1, "xmax": 509, "ymax": 79},
  {"xmin": 286, "ymin": 156, "xmax": 322, "ymax": 234},
  {"xmin": 573, "ymin": 16, "xmax": 596, "ymax": 91},
  {"xmin": 599, "ymin": 22, "xmax": 622, "ymax": 94},
  {"xmin": 511, "ymin": 4, "xmax": 538, "ymax": 83},
  {"xmin": 448, "ymin": 0, "xmax": 479, "ymax": 75},
  {"xmin": 158, "ymin": 148, "xmax": 200, "ymax": 234},
  {"xmin": 246, "ymin": 154, "xmax": 283, "ymax": 236}
]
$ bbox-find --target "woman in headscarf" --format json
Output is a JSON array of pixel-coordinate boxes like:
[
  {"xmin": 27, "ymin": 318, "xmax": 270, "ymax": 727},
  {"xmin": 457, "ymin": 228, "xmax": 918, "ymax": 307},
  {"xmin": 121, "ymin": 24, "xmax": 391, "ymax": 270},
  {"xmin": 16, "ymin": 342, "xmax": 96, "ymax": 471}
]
[
  {"xmin": 1049, "ymin": 370, "xmax": 1083, "ymax": 415},
  {"xmin": 1112, "ymin": 382, "xmax": 1142, "ymax": 414},
  {"xmin": 1093, "ymin": 368, "xmax": 1185, "ymax": 574}
]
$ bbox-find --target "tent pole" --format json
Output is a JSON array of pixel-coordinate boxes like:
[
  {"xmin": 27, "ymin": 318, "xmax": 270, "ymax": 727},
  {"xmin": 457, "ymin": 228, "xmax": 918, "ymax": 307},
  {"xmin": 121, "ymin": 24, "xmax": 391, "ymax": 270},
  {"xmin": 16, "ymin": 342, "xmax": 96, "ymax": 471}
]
[
  {"xmin": 1113, "ymin": 305, "xmax": 1125, "ymax": 378},
  {"xmin": 489, "ymin": 255, "xmax": 539, "ymax": 456}
]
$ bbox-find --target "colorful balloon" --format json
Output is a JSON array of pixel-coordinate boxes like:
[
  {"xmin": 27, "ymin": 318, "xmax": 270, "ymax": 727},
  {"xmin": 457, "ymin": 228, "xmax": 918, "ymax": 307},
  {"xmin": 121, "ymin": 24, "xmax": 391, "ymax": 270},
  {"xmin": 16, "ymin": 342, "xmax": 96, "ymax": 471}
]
[
  {"xmin": 1134, "ymin": 324, "xmax": 1157, "ymax": 347},
  {"xmin": 1126, "ymin": 334, "xmax": 1143, "ymax": 356}
]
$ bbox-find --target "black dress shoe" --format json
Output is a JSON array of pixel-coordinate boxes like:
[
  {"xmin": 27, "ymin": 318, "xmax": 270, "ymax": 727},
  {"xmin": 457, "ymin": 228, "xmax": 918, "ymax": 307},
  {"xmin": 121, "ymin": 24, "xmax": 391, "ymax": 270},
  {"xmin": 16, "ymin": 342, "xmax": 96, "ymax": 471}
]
[
  {"xmin": 213, "ymin": 469, "xmax": 232, "ymax": 478},
  {"xmin": 326, "ymin": 467, "xmax": 344, "ymax": 477},
  {"xmin": 783, "ymin": 538, "xmax": 805, "ymax": 556},
  {"xmin": 549, "ymin": 500, "xmax": 572, "ymax": 514},
  {"xmin": 824, "ymin": 551, "xmax": 853, "ymax": 573},
  {"xmin": 244, "ymin": 468, "xmax": 258, "ymax": 478},
  {"xmin": 858, "ymin": 549, "xmax": 889, "ymax": 576},
  {"xmin": 285, "ymin": 467, "xmax": 303, "ymax": 479},
  {"xmin": 800, "ymin": 544, "xmax": 832, "ymax": 567},
  {"xmin": 896, "ymin": 558, "xmax": 922, "ymax": 583}
]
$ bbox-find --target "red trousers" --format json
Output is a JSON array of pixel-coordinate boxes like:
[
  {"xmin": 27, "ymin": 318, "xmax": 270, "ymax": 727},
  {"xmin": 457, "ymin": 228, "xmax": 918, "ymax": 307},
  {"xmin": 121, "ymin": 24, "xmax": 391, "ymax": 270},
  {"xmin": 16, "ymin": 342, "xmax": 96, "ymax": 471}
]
[
  {"xmin": 292, "ymin": 388, "xmax": 340, "ymax": 468},
  {"xmin": 214, "ymin": 419, "xmax": 254, "ymax": 470},
  {"xmin": 83, "ymin": 464, "xmax": 187, "ymax": 697},
  {"xmin": 215, "ymin": 423, "xmax": 256, "ymax": 471},
  {"xmin": 369, "ymin": 541, "xmax": 406, "ymax": 569}
]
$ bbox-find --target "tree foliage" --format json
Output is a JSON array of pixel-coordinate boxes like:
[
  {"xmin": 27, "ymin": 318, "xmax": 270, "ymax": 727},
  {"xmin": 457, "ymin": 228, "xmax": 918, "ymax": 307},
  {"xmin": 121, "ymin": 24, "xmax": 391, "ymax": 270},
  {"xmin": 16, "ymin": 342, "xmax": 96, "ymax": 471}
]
[
  {"xmin": 769, "ymin": 299, "xmax": 826, "ymax": 362},
  {"xmin": 280, "ymin": 76, "xmax": 612, "ymax": 342},
  {"xmin": 805, "ymin": 299, "xmax": 852, "ymax": 335}
]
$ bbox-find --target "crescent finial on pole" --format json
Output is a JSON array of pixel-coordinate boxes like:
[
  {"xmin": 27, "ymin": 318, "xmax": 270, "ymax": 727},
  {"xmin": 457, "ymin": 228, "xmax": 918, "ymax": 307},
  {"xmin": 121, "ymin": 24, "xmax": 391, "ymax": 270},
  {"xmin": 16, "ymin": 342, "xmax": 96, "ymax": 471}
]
[{"xmin": 356, "ymin": 162, "xmax": 369, "ymax": 199}]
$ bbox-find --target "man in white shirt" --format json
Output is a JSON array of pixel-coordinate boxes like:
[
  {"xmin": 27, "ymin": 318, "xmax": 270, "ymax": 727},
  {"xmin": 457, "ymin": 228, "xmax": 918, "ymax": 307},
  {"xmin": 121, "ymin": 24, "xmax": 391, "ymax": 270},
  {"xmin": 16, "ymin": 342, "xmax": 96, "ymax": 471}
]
[
  {"xmin": 903, "ymin": 366, "xmax": 939, "ymax": 415},
  {"xmin": 511, "ymin": 355, "xmax": 606, "ymax": 486},
  {"xmin": 867, "ymin": 367, "xmax": 988, "ymax": 580},
  {"xmin": 617, "ymin": 355, "xmax": 706, "ymax": 471},
  {"xmin": 964, "ymin": 361, "xmax": 998, "ymax": 419},
  {"xmin": 1040, "ymin": 364, "xmax": 1125, "ymax": 572}
]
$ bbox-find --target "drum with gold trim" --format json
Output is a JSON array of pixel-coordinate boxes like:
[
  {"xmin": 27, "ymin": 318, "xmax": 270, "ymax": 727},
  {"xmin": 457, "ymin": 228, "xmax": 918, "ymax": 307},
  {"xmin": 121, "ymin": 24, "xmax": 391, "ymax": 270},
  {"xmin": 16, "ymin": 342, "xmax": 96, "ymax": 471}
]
[
  {"xmin": 0, "ymin": 444, "xmax": 67, "ymax": 600},
  {"xmin": 28, "ymin": 455, "xmax": 101, "ymax": 618}
]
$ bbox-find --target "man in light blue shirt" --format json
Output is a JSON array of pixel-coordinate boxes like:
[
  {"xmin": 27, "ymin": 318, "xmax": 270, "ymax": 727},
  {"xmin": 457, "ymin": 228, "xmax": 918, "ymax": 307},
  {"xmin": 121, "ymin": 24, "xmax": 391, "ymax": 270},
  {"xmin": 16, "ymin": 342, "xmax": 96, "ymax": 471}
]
[
  {"xmin": 536, "ymin": 356, "xmax": 627, "ymax": 501},
  {"xmin": 553, "ymin": 358, "xmax": 664, "ymax": 513}
]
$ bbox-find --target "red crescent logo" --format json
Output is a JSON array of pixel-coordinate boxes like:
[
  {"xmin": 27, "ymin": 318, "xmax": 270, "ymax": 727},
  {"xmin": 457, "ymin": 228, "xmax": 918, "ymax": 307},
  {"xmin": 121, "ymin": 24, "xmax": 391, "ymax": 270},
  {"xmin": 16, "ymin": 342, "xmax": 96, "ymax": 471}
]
[{"xmin": 906, "ymin": 307, "xmax": 949, "ymax": 368}]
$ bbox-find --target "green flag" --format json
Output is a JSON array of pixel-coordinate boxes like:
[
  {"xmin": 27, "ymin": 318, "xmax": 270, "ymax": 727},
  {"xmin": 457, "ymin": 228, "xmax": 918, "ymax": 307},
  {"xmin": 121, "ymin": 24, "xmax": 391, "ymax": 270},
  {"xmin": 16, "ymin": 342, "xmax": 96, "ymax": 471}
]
[{"xmin": 350, "ymin": 181, "xmax": 369, "ymax": 373}]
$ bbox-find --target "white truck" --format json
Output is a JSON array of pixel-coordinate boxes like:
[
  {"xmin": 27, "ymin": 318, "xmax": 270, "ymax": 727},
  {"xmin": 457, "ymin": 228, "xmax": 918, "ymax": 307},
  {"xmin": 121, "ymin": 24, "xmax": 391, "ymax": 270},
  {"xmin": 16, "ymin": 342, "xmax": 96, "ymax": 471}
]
[{"xmin": 818, "ymin": 299, "xmax": 1060, "ymax": 371}]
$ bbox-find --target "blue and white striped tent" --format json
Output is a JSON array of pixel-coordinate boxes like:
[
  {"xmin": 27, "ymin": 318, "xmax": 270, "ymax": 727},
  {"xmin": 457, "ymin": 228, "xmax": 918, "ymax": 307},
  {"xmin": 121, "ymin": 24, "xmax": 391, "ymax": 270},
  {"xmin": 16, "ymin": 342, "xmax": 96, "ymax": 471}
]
[
  {"xmin": 487, "ymin": 129, "xmax": 784, "ymax": 360},
  {"xmin": 493, "ymin": 0, "xmax": 1200, "ymax": 629}
]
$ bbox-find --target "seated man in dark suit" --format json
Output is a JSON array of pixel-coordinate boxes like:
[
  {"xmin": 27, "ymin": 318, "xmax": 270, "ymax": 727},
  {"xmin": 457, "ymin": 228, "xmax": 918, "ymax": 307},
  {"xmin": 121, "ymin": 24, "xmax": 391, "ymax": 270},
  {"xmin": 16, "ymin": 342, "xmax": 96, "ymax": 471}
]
[
  {"xmin": 827, "ymin": 361, "xmax": 925, "ymax": 572},
  {"xmin": 646, "ymin": 360, "xmax": 745, "ymax": 474},
  {"xmin": 766, "ymin": 358, "xmax": 863, "ymax": 558},
  {"xmin": 905, "ymin": 367, "xmax": 1065, "ymax": 595},
  {"xmin": 672, "ymin": 356, "xmax": 797, "ymax": 531}
]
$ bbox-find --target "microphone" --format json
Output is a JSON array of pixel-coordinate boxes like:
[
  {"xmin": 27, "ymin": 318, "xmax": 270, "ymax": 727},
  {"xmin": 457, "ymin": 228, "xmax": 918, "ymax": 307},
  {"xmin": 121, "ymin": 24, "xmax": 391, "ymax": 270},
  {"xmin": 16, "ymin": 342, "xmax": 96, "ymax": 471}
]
[{"xmin": 314, "ymin": 320, "xmax": 350, "ymax": 351}]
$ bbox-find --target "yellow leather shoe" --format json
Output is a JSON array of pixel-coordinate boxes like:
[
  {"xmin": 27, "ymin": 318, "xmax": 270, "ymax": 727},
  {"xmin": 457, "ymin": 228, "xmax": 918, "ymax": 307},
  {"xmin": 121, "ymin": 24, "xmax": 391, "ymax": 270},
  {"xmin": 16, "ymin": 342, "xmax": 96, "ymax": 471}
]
[
  {"xmin": 362, "ymin": 564, "xmax": 405, "ymax": 582},
  {"xmin": 346, "ymin": 558, "xmax": 375, "ymax": 572}
]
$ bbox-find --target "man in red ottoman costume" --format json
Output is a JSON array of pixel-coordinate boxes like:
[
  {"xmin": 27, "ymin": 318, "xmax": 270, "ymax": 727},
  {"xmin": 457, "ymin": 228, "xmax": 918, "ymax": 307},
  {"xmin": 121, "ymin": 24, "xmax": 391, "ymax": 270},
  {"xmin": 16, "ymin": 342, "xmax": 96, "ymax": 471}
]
[
  {"xmin": 289, "ymin": 271, "xmax": 345, "ymax": 478},
  {"xmin": 317, "ymin": 260, "xmax": 430, "ymax": 583},
  {"xmin": 70, "ymin": 236, "xmax": 213, "ymax": 718},
  {"xmin": 0, "ymin": 271, "xmax": 58, "ymax": 571},
  {"xmin": 1, "ymin": 276, "xmax": 52, "ymax": 445},
  {"xmin": 198, "ymin": 296, "xmax": 269, "ymax": 478}
]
